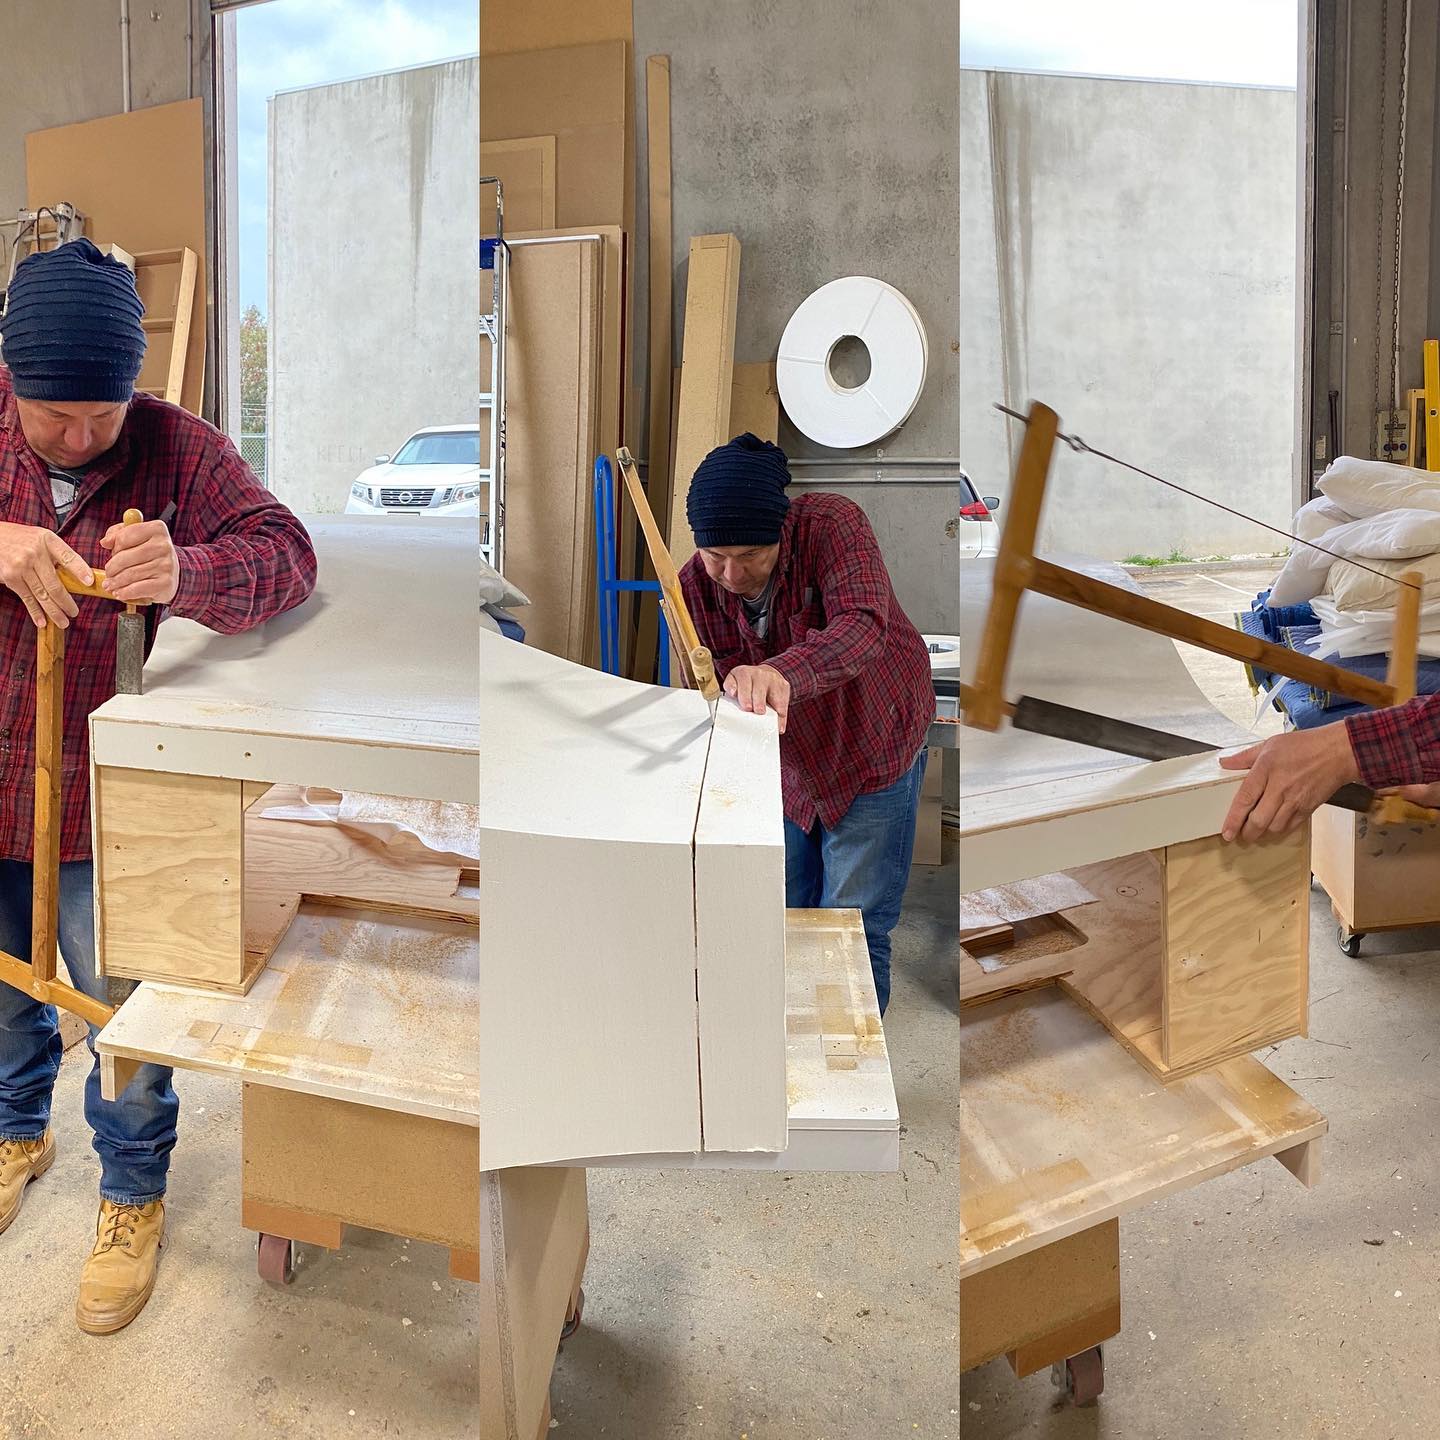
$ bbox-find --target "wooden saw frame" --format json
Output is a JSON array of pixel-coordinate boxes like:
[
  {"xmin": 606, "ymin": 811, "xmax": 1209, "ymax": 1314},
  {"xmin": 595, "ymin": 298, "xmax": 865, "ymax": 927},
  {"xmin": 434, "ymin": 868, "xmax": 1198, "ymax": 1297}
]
[
  {"xmin": 966, "ymin": 401, "xmax": 1425, "ymax": 746},
  {"xmin": 0, "ymin": 568, "xmax": 150, "ymax": 1030},
  {"xmin": 615, "ymin": 445, "xmax": 720, "ymax": 700}
]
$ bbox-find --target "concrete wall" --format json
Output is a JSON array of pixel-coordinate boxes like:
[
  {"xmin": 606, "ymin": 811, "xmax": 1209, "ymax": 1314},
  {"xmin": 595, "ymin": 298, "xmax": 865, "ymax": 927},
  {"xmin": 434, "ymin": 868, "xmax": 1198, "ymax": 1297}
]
[
  {"xmin": 632, "ymin": 0, "xmax": 960, "ymax": 632},
  {"xmin": 962, "ymin": 70, "xmax": 1298, "ymax": 559},
  {"xmin": 268, "ymin": 57, "xmax": 478, "ymax": 514}
]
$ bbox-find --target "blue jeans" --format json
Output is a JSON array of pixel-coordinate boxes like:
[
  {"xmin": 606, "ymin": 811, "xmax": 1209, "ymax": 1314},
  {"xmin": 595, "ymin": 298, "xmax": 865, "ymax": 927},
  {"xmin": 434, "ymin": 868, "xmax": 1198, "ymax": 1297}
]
[
  {"xmin": 784, "ymin": 750, "xmax": 927, "ymax": 1015},
  {"xmin": 0, "ymin": 860, "xmax": 177, "ymax": 1204}
]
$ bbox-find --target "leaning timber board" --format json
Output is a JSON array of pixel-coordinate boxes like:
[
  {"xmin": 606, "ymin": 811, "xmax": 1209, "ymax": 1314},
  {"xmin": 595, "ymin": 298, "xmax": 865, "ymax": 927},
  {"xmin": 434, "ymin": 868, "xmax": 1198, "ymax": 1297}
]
[
  {"xmin": 960, "ymin": 986, "xmax": 1326, "ymax": 1278},
  {"xmin": 549, "ymin": 908, "xmax": 898, "ymax": 1173},
  {"xmin": 88, "ymin": 517, "xmax": 478, "ymax": 804},
  {"xmin": 480, "ymin": 631, "xmax": 787, "ymax": 1170},
  {"xmin": 958, "ymin": 556, "xmax": 1262, "ymax": 891},
  {"xmin": 96, "ymin": 898, "xmax": 478, "ymax": 1123}
]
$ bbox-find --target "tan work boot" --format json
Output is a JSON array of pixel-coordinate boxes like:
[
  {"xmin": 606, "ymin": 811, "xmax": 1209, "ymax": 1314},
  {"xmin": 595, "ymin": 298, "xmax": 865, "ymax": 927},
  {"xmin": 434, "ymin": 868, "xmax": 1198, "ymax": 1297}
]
[
  {"xmin": 75, "ymin": 1198, "xmax": 165, "ymax": 1335},
  {"xmin": 0, "ymin": 1130, "xmax": 55, "ymax": 1235}
]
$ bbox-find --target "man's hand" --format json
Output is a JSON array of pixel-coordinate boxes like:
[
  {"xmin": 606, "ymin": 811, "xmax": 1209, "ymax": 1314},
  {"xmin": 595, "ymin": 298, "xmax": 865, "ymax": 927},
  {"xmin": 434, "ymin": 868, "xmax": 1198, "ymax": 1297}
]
[
  {"xmin": 1217, "ymin": 723, "xmax": 1360, "ymax": 842},
  {"xmin": 0, "ymin": 521, "xmax": 94, "ymax": 629},
  {"xmin": 100, "ymin": 518, "xmax": 179, "ymax": 606},
  {"xmin": 723, "ymin": 664, "xmax": 791, "ymax": 734}
]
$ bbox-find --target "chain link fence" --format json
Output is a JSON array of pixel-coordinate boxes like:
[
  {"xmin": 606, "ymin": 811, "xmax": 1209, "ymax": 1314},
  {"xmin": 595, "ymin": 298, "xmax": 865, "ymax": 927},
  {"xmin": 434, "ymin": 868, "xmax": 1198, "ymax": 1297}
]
[{"xmin": 240, "ymin": 406, "xmax": 267, "ymax": 484}]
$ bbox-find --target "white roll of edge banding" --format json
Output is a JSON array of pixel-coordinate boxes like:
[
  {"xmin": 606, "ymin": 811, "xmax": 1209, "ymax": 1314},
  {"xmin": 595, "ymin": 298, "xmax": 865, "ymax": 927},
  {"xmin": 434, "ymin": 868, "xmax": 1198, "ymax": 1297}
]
[{"xmin": 776, "ymin": 276, "xmax": 929, "ymax": 449}]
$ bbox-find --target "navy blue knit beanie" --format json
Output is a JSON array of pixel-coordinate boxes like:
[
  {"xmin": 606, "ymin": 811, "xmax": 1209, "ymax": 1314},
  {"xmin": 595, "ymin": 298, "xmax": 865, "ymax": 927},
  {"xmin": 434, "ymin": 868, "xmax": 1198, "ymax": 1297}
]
[
  {"xmin": 0, "ymin": 238, "xmax": 146, "ymax": 402},
  {"xmin": 687, "ymin": 433, "xmax": 792, "ymax": 547}
]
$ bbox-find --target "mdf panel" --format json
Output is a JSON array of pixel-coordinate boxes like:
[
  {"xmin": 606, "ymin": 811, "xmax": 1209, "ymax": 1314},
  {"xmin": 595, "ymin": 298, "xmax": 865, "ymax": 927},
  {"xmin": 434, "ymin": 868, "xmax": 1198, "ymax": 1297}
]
[
  {"xmin": 668, "ymin": 234, "xmax": 741, "ymax": 568},
  {"xmin": 479, "ymin": 41, "xmax": 632, "ymax": 234},
  {"xmin": 502, "ymin": 236, "xmax": 602, "ymax": 662},
  {"xmin": 480, "ymin": 1166, "xmax": 588, "ymax": 1440},
  {"xmin": 26, "ymin": 99, "xmax": 207, "ymax": 415},
  {"xmin": 482, "ymin": 136, "xmax": 556, "ymax": 233},
  {"xmin": 94, "ymin": 766, "xmax": 244, "ymax": 988},
  {"xmin": 960, "ymin": 1219, "xmax": 1120, "ymax": 1374},
  {"xmin": 242, "ymin": 1084, "xmax": 478, "ymax": 1248},
  {"xmin": 728, "ymin": 360, "xmax": 781, "ymax": 443},
  {"xmin": 481, "ymin": 0, "xmax": 632, "ymax": 55}
]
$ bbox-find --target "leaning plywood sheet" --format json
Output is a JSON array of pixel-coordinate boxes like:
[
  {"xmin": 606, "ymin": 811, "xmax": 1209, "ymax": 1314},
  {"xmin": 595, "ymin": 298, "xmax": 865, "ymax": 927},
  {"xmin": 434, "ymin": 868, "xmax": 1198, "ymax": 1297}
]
[
  {"xmin": 479, "ymin": 632, "xmax": 712, "ymax": 1170},
  {"xmin": 550, "ymin": 908, "xmax": 898, "ymax": 1173},
  {"xmin": 960, "ymin": 987, "xmax": 1325, "ymax": 1278},
  {"xmin": 502, "ymin": 235, "xmax": 603, "ymax": 663},
  {"xmin": 694, "ymin": 707, "xmax": 788, "ymax": 1153},
  {"xmin": 96, "ymin": 898, "xmax": 478, "ymax": 1122},
  {"xmin": 959, "ymin": 557, "xmax": 1257, "ymax": 890},
  {"xmin": 669, "ymin": 234, "xmax": 741, "ymax": 569},
  {"xmin": 27, "ymin": 99, "xmax": 207, "ymax": 414},
  {"xmin": 88, "ymin": 517, "xmax": 478, "ymax": 804}
]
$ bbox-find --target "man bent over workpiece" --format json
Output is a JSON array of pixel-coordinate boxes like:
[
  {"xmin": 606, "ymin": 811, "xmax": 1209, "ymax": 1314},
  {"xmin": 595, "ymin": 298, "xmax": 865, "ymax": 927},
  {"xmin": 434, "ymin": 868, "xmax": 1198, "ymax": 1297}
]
[
  {"xmin": 681, "ymin": 434, "xmax": 933, "ymax": 1014},
  {"xmin": 0, "ymin": 240, "xmax": 316, "ymax": 1332}
]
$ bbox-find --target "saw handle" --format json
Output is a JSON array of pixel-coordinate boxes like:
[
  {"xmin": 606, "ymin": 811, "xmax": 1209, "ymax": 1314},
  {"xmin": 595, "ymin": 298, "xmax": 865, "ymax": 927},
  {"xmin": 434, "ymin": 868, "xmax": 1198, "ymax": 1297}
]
[
  {"xmin": 120, "ymin": 509, "xmax": 142, "ymax": 616},
  {"xmin": 57, "ymin": 509, "xmax": 150, "ymax": 606},
  {"xmin": 1331, "ymin": 782, "xmax": 1440, "ymax": 826}
]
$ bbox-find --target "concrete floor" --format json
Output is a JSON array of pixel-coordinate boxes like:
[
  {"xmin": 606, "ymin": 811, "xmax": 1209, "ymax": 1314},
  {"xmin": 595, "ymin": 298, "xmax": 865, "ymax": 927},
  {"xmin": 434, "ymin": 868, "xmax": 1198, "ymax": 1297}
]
[
  {"xmin": 962, "ymin": 562, "xmax": 1440, "ymax": 1436},
  {"xmin": 0, "ymin": 1052, "xmax": 477, "ymax": 1438},
  {"xmin": 553, "ymin": 854, "xmax": 961, "ymax": 1438}
]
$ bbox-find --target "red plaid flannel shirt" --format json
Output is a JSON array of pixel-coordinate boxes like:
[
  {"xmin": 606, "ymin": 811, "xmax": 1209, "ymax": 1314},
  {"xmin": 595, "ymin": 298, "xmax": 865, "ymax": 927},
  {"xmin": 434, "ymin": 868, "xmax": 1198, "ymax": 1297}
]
[
  {"xmin": 680, "ymin": 492, "xmax": 933, "ymax": 830},
  {"xmin": 0, "ymin": 367, "xmax": 316, "ymax": 862},
  {"xmin": 1346, "ymin": 694, "xmax": 1440, "ymax": 788}
]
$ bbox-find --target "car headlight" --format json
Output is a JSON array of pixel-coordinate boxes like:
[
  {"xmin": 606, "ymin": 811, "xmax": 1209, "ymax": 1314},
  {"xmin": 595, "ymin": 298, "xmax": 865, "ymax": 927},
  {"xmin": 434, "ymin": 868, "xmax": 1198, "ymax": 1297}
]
[
  {"xmin": 351, "ymin": 483, "xmax": 373, "ymax": 503},
  {"xmin": 444, "ymin": 483, "xmax": 481, "ymax": 503}
]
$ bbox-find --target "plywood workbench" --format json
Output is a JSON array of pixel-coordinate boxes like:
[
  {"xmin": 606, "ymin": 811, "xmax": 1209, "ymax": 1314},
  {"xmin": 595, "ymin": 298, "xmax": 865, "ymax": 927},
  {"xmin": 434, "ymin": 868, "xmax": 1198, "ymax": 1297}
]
[
  {"xmin": 959, "ymin": 556, "xmax": 1327, "ymax": 1400},
  {"xmin": 86, "ymin": 517, "xmax": 487, "ymax": 1292}
]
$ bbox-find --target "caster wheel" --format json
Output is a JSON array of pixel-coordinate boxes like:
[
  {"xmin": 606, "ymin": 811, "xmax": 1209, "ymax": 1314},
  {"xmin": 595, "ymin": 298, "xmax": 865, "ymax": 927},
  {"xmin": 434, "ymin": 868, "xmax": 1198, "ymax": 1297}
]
[
  {"xmin": 257, "ymin": 1232, "xmax": 294, "ymax": 1286},
  {"xmin": 1050, "ymin": 1345, "xmax": 1103, "ymax": 1406},
  {"xmin": 559, "ymin": 1286, "xmax": 585, "ymax": 1345},
  {"xmin": 1337, "ymin": 926, "xmax": 1363, "ymax": 958}
]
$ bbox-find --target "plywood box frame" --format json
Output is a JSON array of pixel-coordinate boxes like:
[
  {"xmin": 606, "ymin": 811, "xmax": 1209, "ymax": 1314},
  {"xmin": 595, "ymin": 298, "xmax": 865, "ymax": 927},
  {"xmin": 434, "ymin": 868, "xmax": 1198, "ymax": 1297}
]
[
  {"xmin": 962, "ymin": 827, "xmax": 1311, "ymax": 1081},
  {"xmin": 89, "ymin": 519, "xmax": 479, "ymax": 994}
]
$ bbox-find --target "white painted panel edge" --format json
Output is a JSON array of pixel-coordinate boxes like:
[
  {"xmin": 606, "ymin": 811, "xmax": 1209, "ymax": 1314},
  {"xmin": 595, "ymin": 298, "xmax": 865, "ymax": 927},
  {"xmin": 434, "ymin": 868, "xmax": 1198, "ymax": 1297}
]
[
  {"xmin": 694, "ymin": 704, "xmax": 787, "ymax": 1152},
  {"xmin": 960, "ymin": 779, "xmax": 1242, "ymax": 893},
  {"xmin": 90, "ymin": 713, "xmax": 477, "ymax": 804}
]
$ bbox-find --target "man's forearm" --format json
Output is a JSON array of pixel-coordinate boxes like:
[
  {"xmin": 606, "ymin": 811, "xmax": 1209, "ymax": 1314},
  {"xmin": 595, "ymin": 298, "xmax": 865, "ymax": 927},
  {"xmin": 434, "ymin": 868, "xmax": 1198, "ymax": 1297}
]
[
  {"xmin": 1345, "ymin": 693, "xmax": 1440, "ymax": 789},
  {"xmin": 169, "ymin": 510, "xmax": 316, "ymax": 634}
]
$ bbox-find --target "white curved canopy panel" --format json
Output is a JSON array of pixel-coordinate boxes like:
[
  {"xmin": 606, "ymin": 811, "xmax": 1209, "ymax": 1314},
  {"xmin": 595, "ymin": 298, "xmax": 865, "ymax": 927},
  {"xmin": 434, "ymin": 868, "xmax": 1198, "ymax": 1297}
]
[{"xmin": 480, "ymin": 633, "xmax": 785, "ymax": 1170}]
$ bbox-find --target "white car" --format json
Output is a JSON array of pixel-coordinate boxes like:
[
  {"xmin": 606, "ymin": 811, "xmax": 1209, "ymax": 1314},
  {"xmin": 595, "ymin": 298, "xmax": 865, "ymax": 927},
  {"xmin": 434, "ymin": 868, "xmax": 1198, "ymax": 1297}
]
[
  {"xmin": 346, "ymin": 425, "xmax": 481, "ymax": 517},
  {"xmin": 958, "ymin": 467, "xmax": 1001, "ymax": 560}
]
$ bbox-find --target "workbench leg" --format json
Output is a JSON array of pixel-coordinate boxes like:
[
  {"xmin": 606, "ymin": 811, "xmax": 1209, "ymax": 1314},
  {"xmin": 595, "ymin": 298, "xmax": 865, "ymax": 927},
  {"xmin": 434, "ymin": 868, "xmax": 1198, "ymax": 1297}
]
[{"xmin": 1275, "ymin": 1136, "xmax": 1322, "ymax": 1189}]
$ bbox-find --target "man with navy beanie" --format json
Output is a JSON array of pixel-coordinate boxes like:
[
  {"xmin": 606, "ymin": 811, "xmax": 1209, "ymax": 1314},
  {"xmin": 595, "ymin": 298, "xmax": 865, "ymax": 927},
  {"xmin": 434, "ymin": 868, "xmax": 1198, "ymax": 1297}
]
[
  {"xmin": 681, "ymin": 433, "xmax": 933, "ymax": 1014},
  {"xmin": 0, "ymin": 239, "xmax": 316, "ymax": 1333}
]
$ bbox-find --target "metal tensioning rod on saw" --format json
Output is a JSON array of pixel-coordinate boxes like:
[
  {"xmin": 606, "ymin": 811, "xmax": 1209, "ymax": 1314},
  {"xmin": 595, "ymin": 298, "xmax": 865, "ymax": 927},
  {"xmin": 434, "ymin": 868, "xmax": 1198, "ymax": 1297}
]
[
  {"xmin": 965, "ymin": 402, "xmax": 1437, "ymax": 826},
  {"xmin": 614, "ymin": 446, "xmax": 721, "ymax": 701},
  {"xmin": 0, "ymin": 509, "xmax": 154, "ymax": 1030}
]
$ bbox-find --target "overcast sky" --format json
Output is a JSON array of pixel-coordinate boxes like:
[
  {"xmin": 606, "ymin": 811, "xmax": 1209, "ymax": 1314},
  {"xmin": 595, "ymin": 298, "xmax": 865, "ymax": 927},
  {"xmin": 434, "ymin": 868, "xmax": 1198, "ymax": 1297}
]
[
  {"xmin": 236, "ymin": 0, "xmax": 477, "ymax": 316},
  {"xmin": 960, "ymin": 0, "xmax": 1298, "ymax": 88}
]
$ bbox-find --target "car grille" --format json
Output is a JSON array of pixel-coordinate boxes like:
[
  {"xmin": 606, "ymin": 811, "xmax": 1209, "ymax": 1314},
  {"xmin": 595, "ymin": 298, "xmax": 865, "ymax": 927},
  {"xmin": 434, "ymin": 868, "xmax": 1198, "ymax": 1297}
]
[{"xmin": 379, "ymin": 487, "xmax": 436, "ymax": 509}]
